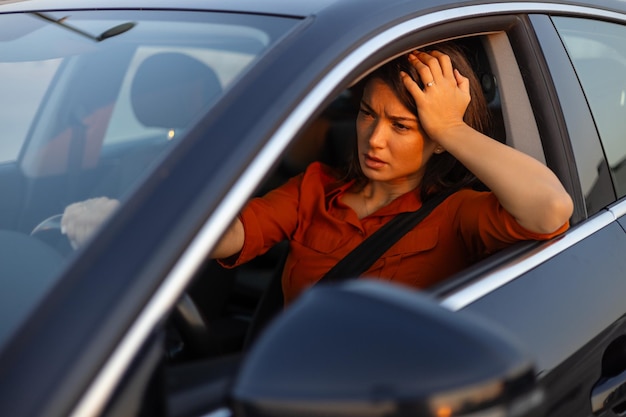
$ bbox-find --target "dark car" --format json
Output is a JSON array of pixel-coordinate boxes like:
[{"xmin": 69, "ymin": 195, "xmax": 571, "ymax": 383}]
[{"xmin": 1, "ymin": 0, "xmax": 626, "ymax": 416}]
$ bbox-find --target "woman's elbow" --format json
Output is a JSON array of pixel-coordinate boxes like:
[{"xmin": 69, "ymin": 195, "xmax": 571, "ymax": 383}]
[{"xmin": 537, "ymin": 191, "xmax": 574, "ymax": 234}]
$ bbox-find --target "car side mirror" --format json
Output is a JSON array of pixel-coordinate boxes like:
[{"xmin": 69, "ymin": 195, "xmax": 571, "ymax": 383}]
[{"xmin": 232, "ymin": 279, "xmax": 544, "ymax": 417}]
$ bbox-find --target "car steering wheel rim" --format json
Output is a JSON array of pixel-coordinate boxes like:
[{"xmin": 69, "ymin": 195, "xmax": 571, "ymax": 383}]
[
  {"xmin": 30, "ymin": 213, "xmax": 75, "ymax": 256},
  {"xmin": 31, "ymin": 213, "xmax": 64, "ymax": 236},
  {"xmin": 170, "ymin": 293, "xmax": 213, "ymax": 359},
  {"xmin": 31, "ymin": 214, "xmax": 214, "ymax": 358}
]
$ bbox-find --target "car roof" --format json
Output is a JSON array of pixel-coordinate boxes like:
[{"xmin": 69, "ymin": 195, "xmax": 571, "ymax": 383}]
[{"xmin": 1, "ymin": 0, "xmax": 626, "ymax": 17}]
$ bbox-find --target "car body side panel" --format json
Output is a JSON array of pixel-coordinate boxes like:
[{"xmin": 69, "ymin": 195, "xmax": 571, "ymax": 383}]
[
  {"xmin": 462, "ymin": 220, "xmax": 626, "ymax": 415},
  {"xmin": 539, "ymin": 313, "xmax": 626, "ymax": 417},
  {"xmin": 618, "ymin": 216, "xmax": 626, "ymax": 232}
]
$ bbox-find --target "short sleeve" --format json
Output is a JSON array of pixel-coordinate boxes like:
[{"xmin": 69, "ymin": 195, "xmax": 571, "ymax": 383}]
[
  {"xmin": 217, "ymin": 161, "xmax": 342, "ymax": 269},
  {"xmin": 448, "ymin": 189, "xmax": 569, "ymax": 258},
  {"xmin": 218, "ymin": 173, "xmax": 302, "ymax": 268}
]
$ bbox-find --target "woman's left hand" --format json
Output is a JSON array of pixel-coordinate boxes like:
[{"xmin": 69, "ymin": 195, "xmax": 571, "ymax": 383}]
[
  {"xmin": 401, "ymin": 51, "xmax": 470, "ymax": 144},
  {"xmin": 400, "ymin": 51, "xmax": 572, "ymax": 234},
  {"xmin": 61, "ymin": 197, "xmax": 120, "ymax": 249}
]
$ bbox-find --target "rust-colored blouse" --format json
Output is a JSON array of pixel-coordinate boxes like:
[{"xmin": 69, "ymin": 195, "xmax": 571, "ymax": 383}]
[{"xmin": 220, "ymin": 162, "xmax": 568, "ymax": 305}]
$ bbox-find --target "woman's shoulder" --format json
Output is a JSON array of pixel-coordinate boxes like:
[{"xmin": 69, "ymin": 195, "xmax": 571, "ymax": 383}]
[
  {"xmin": 440, "ymin": 187, "xmax": 495, "ymax": 212},
  {"xmin": 302, "ymin": 161, "xmax": 338, "ymax": 178},
  {"xmin": 448, "ymin": 187, "xmax": 491, "ymax": 199},
  {"xmin": 300, "ymin": 161, "xmax": 346, "ymax": 189}
]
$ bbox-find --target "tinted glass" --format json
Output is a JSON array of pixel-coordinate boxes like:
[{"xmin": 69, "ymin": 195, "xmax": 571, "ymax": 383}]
[
  {"xmin": 0, "ymin": 9, "xmax": 296, "ymax": 348},
  {"xmin": 553, "ymin": 17, "xmax": 626, "ymax": 198}
]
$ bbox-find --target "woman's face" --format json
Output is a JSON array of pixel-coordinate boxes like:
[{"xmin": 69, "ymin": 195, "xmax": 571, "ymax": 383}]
[{"xmin": 356, "ymin": 77, "xmax": 438, "ymax": 190}]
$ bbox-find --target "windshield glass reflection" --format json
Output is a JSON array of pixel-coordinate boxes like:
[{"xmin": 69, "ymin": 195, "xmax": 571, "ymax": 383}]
[{"xmin": 0, "ymin": 9, "xmax": 297, "ymax": 349}]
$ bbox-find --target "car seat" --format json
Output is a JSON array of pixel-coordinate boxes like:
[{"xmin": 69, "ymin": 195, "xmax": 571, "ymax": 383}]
[
  {"xmin": 131, "ymin": 51, "xmax": 222, "ymax": 130},
  {"xmin": 94, "ymin": 52, "xmax": 224, "ymax": 199}
]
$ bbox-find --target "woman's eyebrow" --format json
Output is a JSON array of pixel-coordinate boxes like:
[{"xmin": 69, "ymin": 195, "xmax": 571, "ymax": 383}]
[
  {"xmin": 389, "ymin": 114, "xmax": 418, "ymax": 123},
  {"xmin": 361, "ymin": 100, "xmax": 417, "ymax": 122},
  {"xmin": 359, "ymin": 99, "xmax": 374, "ymax": 111}
]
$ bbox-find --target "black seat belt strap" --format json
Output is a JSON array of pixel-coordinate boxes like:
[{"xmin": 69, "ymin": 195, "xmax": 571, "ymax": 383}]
[{"xmin": 319, "ymin": 188, "xmax": 459, "ymax": 283}]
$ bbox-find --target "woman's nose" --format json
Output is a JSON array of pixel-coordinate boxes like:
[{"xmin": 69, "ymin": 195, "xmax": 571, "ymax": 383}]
[{"xmin": 368, "ymin": 122, "xmax": 386, "ymax": 148}]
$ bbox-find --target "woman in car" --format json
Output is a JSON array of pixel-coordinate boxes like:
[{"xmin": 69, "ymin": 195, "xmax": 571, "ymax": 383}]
[
  {"xmin": 63, "ymin": 43, "xmax": 573, "ymax": 305},
  {"xmin": 210, "ymin": 42, "xmax": 573, "ymax": 304}
]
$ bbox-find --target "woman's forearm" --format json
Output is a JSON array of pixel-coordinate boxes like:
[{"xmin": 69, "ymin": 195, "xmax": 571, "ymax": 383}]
[
  {"xmin": 438, "ymin": 124, "xmax": 573, "ymax": 234},
  {"xmin": 210, "ymin": 217, "xmax": 245, "ymax": 259}
]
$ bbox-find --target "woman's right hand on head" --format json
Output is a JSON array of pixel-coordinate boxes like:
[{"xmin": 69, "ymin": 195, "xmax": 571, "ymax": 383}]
[{"xmin": 61, "ymin": 197, "xmax": 120, "ymax": 249}]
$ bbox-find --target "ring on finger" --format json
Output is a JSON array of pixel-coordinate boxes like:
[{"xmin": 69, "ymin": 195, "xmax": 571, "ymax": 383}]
[{"xmin": 426, "ymin": 81, "xmax": 435, "ymax": 87}]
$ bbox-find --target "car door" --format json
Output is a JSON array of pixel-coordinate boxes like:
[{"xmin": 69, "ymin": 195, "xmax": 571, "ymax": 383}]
[{"xmin": 437, "ymin": 9, "xmax": 626, "ymax": 417}]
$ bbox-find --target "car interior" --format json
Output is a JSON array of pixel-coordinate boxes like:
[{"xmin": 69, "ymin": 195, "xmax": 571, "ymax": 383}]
[
  {"xmin": 153, "ymin": 31, "xmax": 571, "ymax": 416},
  {"xmin": 170, "ymin": 33, "xmax": 510, "ymax": 359}
]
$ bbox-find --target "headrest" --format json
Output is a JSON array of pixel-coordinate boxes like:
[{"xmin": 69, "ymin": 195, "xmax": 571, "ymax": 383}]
[{"xmin": 131, "ymin": 52, "xmax": 222, "ymax": 129}]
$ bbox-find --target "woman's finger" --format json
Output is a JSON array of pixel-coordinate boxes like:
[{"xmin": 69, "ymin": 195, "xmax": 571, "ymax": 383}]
[
  {"xmin": 415, "ymin": 51, "xmax": 445, "ymax": 84},
  {"xmin": 454, "ymin": 68, "xmax": 470, "ymax": 93},
  {"xmin": 400, "ymin": 70, "xmax": 424, "ymax": 99},
  {"xmin": 408, "ymin": 51, "xmax": 426, "ymax": 88},
  {"xmin": 429, "ymin": 50, "xmax": 454, "ymax": 80}
]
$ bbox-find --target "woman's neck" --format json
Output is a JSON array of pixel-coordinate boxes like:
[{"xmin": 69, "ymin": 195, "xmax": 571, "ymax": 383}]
[{"xmin": 345, "ymin": 179, "xmax": 419, "ymax": 219}]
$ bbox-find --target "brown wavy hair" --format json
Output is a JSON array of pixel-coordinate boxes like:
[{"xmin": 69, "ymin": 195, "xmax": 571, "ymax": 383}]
[{"xmin": 341, "ymin": 41, "xmax": 492, "ymax": 201}]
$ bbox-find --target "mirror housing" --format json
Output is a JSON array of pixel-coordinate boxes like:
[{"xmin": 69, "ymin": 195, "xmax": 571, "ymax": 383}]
[{"xmin": 232, "ymin": 279, "xmax": 543, "ymax": 417}]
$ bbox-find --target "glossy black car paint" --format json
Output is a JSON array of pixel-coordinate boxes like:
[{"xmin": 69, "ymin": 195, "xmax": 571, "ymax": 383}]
[{"xmin": 1, "ymin": 0, "xmax": 626, "ymax": 416}]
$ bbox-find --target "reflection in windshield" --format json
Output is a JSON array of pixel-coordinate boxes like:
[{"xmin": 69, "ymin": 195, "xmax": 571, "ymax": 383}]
[
  {"xmin": 33, "ymin": 12, "xmax": 136, "ymax": 42},
  {"xmin": 0, "ymin": 8, "xmax": 297, "ymax": 349},
  {"xmin": 0, "ymin": 59, "xmax": 60, "ymax": 161}
]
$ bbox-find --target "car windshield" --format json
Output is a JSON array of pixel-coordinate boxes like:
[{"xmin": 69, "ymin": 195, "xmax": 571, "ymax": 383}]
[{"xmin": 0, "ymin": 9, "xmax": 297, "ymax": 349}]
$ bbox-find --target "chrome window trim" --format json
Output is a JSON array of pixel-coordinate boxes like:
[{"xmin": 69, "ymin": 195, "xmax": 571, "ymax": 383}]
[
  {"xmin": 610, "ymin": 197, "xmax": 626, "ymax": 219},
  {"xmin": 440, "ymin": 210, "xmax": 615, "ymax": 311},
  {"xmin": 70, "ymin": 3, "xmax": 626, "ymax": 417},
  {"xmin": 441, "ymin": 177, "xmax": 626, "ymax": 313}
]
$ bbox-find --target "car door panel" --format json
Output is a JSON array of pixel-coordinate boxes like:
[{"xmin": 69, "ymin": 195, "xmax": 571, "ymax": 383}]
[
  {"xmin": 539, "ymin": 314, "xmax": 626, "ymax": 417},
  {"xmin": 461, "ymin": 220, "xmax": 626, "ymax": 374},
  {"xmin": 461, "ymin": 220, "xmax": 626, "ymax": 416}
]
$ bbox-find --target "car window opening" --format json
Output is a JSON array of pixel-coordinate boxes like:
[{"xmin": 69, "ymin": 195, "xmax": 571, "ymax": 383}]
[{"xmin": 175, "ymin": 33, "xmax": 570, "ymax": 367}]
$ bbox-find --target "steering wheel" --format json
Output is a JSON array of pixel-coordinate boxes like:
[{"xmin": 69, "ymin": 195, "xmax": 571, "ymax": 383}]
[
  {"xmin": 30, "ymin": 214, "xmax": 215, "ymax": 360},
  {"xmin": 30, "ymin": 214, "xmax": 73, "ymax": 256},
  {"xmin": 168, "ymin": 293, "xmax": 214, "ymax": 360},
  {"xmin": 31, "ymin": 213, "xmax": 64, "ymax": 235}
]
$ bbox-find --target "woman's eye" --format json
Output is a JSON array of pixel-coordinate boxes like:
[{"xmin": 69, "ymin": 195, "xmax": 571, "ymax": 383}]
[
  {"xmin": 394, "ymin": 122, "xmax": 409, "ymax": 131},
  {"xmin": 359, "ymin": 108, "xmax": 373, "ymax": 118}
]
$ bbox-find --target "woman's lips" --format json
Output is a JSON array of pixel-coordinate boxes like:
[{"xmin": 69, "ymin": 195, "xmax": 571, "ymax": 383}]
[{"xmin": 363, "ymin": 154, "xmax": 386, "ymax": 169}]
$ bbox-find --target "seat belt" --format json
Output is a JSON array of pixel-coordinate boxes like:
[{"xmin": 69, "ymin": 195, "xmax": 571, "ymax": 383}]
[
  {"xmin": 245, "ymin": 188, "xmax": 460, "ymax": 345},
  {"xmin": 319, "ymin": 187, "xmax": 460, "ymax": 283}
]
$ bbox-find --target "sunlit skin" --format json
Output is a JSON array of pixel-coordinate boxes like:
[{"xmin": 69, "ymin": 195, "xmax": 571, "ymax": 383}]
[
  {"xmin": 208, "ymin": 50, "xmax": 573, "ymax": 259},
  {"xmin": 357, "ymin": 78, "xmax": 436, "ymax": 188},
  {"xmin": 399, "ymin": 50, "xmax": 572, "ymax": 233},
  {"xmin": 341, "ymin": 78, "xmax": 441, "ymax": 218},
  {"xmin": 59, "ymin": 48, "xmax": 573, "ymax": 260}
]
